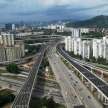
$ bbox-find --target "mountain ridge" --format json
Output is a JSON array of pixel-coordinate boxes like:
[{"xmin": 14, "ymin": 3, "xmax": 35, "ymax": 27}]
[{"xmin": 66, "ymin": 15, "xmax": 108, "ymax": 28}]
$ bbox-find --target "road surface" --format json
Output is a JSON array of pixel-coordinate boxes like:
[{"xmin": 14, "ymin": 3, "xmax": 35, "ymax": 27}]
[{"xmin": 48, "ymin": 46, "xmax": 103, "ymax": 108}]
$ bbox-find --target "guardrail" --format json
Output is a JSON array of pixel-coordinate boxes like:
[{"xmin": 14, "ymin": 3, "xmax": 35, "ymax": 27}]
[{"xmin": 11, "ymin": 46, "xmax": 46, "ymax": 108}]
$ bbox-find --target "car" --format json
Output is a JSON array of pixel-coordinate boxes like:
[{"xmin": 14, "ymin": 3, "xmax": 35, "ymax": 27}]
[
  {"xmin": 71, "ymin": 77, "xmax": 73, "ymax": 80},
  {"xmin": 74, "ymin": 84, "xmax": 76, "ymax": 86},
  {"xmin": 88, "ymin": 96, "xmax": 91, "ymax": 99},
  {"xmin": 76, "ymin": 81, "xmax": 78, "ymax": 83},
  {"xmin": 74, "ymin": 95, "xmax": 77, "ymax": 98}
]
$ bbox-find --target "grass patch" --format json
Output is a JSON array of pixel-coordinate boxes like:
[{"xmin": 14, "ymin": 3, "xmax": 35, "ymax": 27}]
[{"xmin": 95, "ymin": 64, "xmax": 108, "ymax": 71}]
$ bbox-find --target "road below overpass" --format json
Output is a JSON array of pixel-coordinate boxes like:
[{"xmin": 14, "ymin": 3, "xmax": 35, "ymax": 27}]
[
  {"xmin": 48, "ymin": 46, "xmax": 88, "ymax": 108},
  {"xmin": 57, "ymin": 44, "xmax": 108, "ymax": 106},
  {"xmin": 48, "ymin": 45, "xmax": 103, "ymax": 108}
]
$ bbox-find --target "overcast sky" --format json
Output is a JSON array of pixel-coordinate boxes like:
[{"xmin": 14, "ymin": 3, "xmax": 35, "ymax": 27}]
[{"xmin": 0, "ymin": 0, "xmax": 108, "ymax": 22}]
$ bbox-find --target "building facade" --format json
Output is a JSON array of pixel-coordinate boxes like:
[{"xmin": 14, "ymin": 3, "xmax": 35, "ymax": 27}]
[
  {"xmin": 65, "ymin": 36, "xmax": 108, "ymax": 60},
  {"xmin": 1, "ymin": 32, "xmax": 14, "ymax": 46},
  {"xmin": 0, "ymin": 32, "xmax": 25, "ymax": 62},
  {"xmin": 82, "ymin": 40, "xmax": 91, "ymax": 59},
  {"xmin": 71, "ymin": 28, "xmax": 80, "ymax": 38},
  {"xmin": 73, "ymin": 38, "xmax": 82, "ymax": 55},
  {"xmin": 65, "ymin": 36, "xmax": 72, "ymax": 52}
]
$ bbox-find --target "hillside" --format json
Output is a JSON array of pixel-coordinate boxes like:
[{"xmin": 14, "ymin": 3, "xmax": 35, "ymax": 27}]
[{"xmin": 66, "ymin": 15, "xmax": 108, "ymax": 28}]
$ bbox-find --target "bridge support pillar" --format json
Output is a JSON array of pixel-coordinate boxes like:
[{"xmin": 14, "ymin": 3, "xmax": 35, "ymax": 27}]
[
  {"xmin": 97, "ymin": 91, "xmax": 104, "ymax": 101},
  {"xmin": 90, "ymin": 84, "xmax": 94, "ymax": 92},
  {"xmin": 98, "ymin": 92, "xmax": 106, "ymax": 104},
  {"xmin": 98, "ymin": 93, "xmax": 101, "ymax": 100},
  {"xmin": 81, "ymin": 75, "xmax": 84, "ymax": 82},
  {"xmin": 101, "ymin": 72, "xmax": 104, "ymax": 79},
  {"xmin": 91, "ymin": 67, "xmax": 93, "ymax": 73},
  {"xmin": 101, "ymin": 94, "xmax": 104, "ymax": 102},
  {"xmin": 103, "ymin": 98, "xmax": 108, "ymax": 108}
]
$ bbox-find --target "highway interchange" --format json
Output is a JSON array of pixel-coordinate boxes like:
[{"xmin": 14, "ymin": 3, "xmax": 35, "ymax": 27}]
[{"xmin": 11, "ymin": 39, "xmax": 108, "ymax": 108}]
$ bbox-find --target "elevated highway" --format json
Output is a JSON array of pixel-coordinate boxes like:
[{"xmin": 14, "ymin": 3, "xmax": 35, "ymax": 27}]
[
  {"xmin": 12, "ymin": 46, "xmax": 46, "ymax": 108},
  {"xmin": 57, "ymin": 44, "xmax": 108, "ymax": 108}
]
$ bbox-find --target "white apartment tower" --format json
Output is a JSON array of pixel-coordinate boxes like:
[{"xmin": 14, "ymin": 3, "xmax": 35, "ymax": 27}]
[
  {"xmin": 0, "ymin": 32, "xmax": 25, "ymax": 62},
  {"xmin": 103, "ymin": 37, "xmax": 108, "ymax": 60},
  {"xmin": 1, "ymin": 32, "xmax": 14, "ymax": 46},
  {"xmin": 71, "ymin": 28, "xmax": 80, "ymax": 38},
  {"xmin": 93, "ymin": 39, "xmax": 104, "ymax": 59},
  {"xmin": 73, "ymin": 38, "xmax": 82, "ymax": 55},
  {"xmin": 82, "ymin": 40, "xmax": 91, "ymax": 59},
  {"xmin": 65, "ymin": 36, "xmax": 72, "ymax": 52}
]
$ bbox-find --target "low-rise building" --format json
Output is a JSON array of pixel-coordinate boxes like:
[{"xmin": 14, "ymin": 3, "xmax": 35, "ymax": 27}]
[{"xmin": 80, "ymin": 28, "xmax": 89, "ymax": 34}]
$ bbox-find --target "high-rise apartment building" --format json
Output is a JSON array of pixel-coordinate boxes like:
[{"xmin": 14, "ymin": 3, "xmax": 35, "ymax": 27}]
[
  {"xmin": 82, "ymin": 40, "xmax": 91, "ymax": 59},
  {"xmin": 64, "ymin": 36, "xmax": 108, "ymax": 60},
  {"xmin": 0, "ymin": 32, "xmax": 25, "ymax": 62},
  {"xmin": 1, "ymin": 32, "xmax": 14, "ymax": 46}
]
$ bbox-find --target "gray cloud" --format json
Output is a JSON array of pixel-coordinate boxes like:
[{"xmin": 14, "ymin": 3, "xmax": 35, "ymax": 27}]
[
  {"xmin": 0, "ymin": 3, "xmax": 9, "ymax": 9},
  {"xmin": 67, "ymin": 3, "xmax": 108, "ymax": 13},
  {"xmin": 0, "ymin": 0, "xmax": 108, "ymax": 22}
]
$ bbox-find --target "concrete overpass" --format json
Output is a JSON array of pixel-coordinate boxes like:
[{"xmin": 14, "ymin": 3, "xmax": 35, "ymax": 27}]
[
  {"xmin": 57, "ymin": 44, "xmax": 108, "ymax": 108},
  {"xmin": 11, "ymin": 46, "xmax": 46, "ymax": 108}
]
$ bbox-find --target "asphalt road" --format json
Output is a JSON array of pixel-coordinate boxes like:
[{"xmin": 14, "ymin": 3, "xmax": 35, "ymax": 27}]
[
  {"xmin": 57, "ymin": 45, "xmax": 108, "ymax": 99},
  {"xmin": 48, "ymin": 46, "xmax": 103, "ymax": 108},
  {"xmin": 48, "ymin": 47, "xmax": 84, "ymax": 108}
]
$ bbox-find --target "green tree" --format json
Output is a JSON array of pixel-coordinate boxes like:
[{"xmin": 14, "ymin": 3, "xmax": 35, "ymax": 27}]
[
  {"xmin": 0, "ymin": 90, "xmax": 15, "ymax": 107},
  {"xmin": 97, "ymin": 57, "xmax": 106, "ymax": 65},
  {"xmin": 90, "ymin": 56, "xmax": 96, "ymax": 63},
  {"xmin": 6, "ymin": 63, "xmax": 20, "ymax": 74},
  {"xmin": 84, "ymin": 57, "xmax": 90, "ymax": 62},
  {"xmin": 81, "ymin": 31, "xmax": 103, "ymax": 38}
]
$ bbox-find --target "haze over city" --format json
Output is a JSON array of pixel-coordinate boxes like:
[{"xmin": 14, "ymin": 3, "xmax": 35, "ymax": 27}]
[{"xmin": 0, "ymin": 0, "xmax": 108, "ymax": 22}]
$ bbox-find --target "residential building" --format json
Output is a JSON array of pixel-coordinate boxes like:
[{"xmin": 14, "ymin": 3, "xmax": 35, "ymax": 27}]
[
  {"xmin": 82, "ymin": 40, "xmax": 91, "ymax": 59},
  {"xmin": 0, "ymin": 32, "xmax": 25, "ymax": 62},
  {"xmin": 1, "ymin": 32, "xmax": 14, "ymax": 46},
  {"xmin": 65, "ymin": 36, "xmax": 72, "ymax": 52},
  {"xmin": 80, "ymin": 28, "xmax": 89, "ymax": 34},
  {"xmin": 15, "ymin": 40, "xmax": 25, "ymax": 57},
  {"xmin": 73, "ymin": 38, "xmax": 82, "ymax": 55},
  {"xmin": 71, "ymin": 38, "xmax": 74, "ymax": 52},
  {"xmin": 0, "ymin": 35, "xmax": 3, "ymax": 45},
  {"xmin": 71, "ymin": 28, "xmax": 80, "ymax": 38},
  {"xmin": 103, "ymin": 37, "xmax": 108, "ymax": 60},
  {"xmin": 64, "ymin": 36, "xmax": 108, "ymax": 61},
  {"xmin": 0, "ymin": 47, "xmax": 6, "ymax": 62},
  {"xmin": 93, "ymin": 39, "xmax": 101, "ymax": 59}
]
